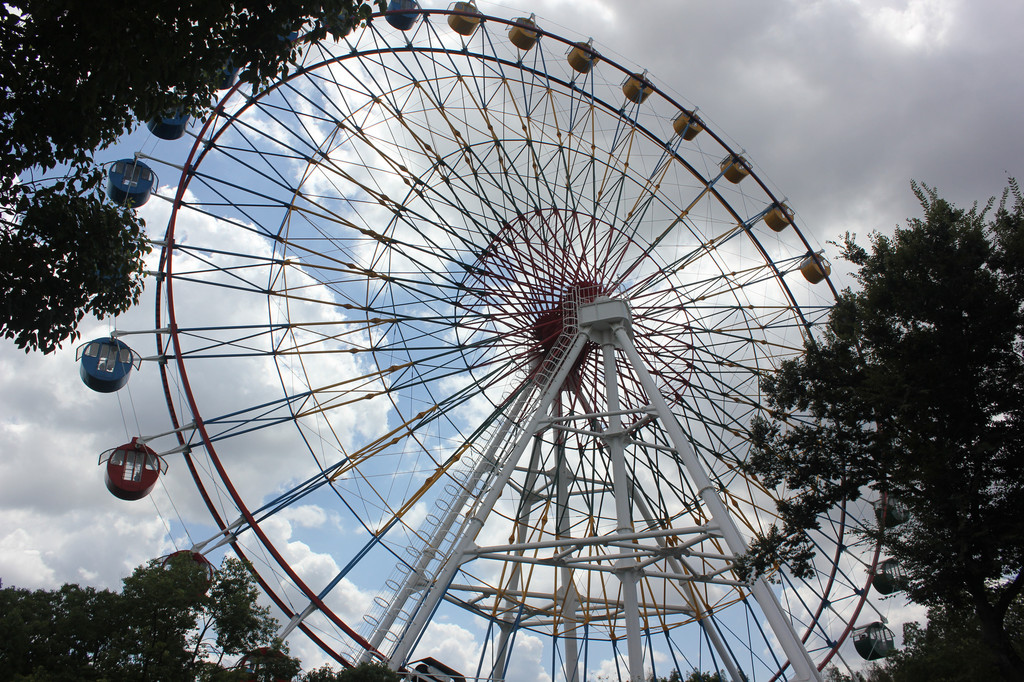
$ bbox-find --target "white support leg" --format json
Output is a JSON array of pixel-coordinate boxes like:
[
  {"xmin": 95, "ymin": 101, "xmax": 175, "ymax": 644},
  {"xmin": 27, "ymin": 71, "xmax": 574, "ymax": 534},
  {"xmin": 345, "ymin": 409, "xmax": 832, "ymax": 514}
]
[
  {"xmin": 365, "ymin": 390, "xmax": 534, "ymax": 662},
  {"xmin": 387, "ymin": 333, "xmax": 591, "ymax": 667},
  {"xmin": 556, "ymin": 431, "xmax": 581, "ymax": 682},
  {"xmin": 630, "ymin": 494, "xmax": 745, "ymax": 682},
  {"xmin": 612, "ymin": 322, "xmax": 821, "ymax": 682},
  {"xmin": 600, "ymin": 336, "xmax": 646, "ymax": 682}
]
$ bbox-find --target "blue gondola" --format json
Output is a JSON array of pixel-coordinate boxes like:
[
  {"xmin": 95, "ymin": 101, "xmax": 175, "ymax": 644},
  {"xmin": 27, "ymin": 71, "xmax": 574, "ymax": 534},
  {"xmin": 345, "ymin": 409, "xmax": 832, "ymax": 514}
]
[
  {"xmin": 106, "ymin": 159, "xmax": 155, "ymax": 207},
  {"xmin": 219, "ymin": 60, "xmax": 239, "ymax": 90},
  {"xmin": 872, "ymin": 558, "xmax": 908, "ymax": 595},
  {"xmin": 146, "ymin": 110, "xmax": 189, "ymax": 140},
  {"xmin": 853, "ymin": 622, "xmax": 897, "ymax": 660},
  {"xmin": 874, "ymin": 495, "xmax": 909, "ymax": 528},
  {"xmin": 386, "ymin": 0, "xmax": 420, "ymax": 31},
  {"xmin": 77, "ymin": 337, "xmax": 141, "ymax": 392}
]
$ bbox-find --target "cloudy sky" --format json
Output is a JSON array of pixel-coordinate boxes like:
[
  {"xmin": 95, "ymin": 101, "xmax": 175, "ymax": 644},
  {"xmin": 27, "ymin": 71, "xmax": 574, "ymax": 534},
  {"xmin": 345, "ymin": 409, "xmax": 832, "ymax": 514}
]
[{"xmin": 2, "ymin": 0, "xmax": 1021, "ymax": 677}]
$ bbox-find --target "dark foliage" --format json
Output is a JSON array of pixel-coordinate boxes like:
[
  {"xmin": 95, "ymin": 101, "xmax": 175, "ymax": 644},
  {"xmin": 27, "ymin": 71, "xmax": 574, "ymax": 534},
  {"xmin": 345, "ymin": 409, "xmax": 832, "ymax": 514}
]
[
  {"xmin": 739, "ymin": 181, "xmax": 1024, "ymax": 678},
  {"xmin": 0, "ymin": 171, "xmax": 148, "ymax": 352},
  {"xmin": 880, "ymin": 599, "xmax": 1024, "ymax": 681},
  {"xmin": 0, "ymin": 582, "xmax": 120, "ymax": 680},
  {"xmin": 0, "ymin": 556, "xmax": 295, "ymax": 681},
  {"xmin": 0, "ymin": 0, "xmax": 380, "ymax": 352},
  {"xmin": 651, "ymin": 669, "xmax": 723, "ymax": 682},
  {"xmin": 303, "ymin": 661, "xmax": 402, "ymax": 682}
]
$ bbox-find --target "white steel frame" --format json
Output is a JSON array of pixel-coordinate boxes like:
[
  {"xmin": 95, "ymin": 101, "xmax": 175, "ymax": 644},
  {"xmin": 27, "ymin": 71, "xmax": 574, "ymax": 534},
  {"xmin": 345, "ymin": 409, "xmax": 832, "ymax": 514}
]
[{"xmin": 366, "ymin": 297, "xmax": 821, "ymax": 682}]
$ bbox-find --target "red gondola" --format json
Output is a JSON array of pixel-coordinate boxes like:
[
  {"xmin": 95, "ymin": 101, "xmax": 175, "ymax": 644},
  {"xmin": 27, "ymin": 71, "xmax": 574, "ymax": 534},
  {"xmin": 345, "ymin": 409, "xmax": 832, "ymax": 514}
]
[
  {"xmin": 161, "ymin": 550, "xmax": 216, "ymax": 591},
  {"xmin": 99, "ymin": 438, "xmax": 167, "ymax": 500}
]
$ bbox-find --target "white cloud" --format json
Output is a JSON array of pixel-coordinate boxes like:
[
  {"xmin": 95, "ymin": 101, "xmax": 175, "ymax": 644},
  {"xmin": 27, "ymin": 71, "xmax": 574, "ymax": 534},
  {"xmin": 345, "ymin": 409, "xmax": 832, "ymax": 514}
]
[
  {"xmin": 863, "ymin": 0, "xmax": 958, "ymax": 49},
  {"xmin": 282, "ymin": 504, "xmax": 330, "ymax": 528}
]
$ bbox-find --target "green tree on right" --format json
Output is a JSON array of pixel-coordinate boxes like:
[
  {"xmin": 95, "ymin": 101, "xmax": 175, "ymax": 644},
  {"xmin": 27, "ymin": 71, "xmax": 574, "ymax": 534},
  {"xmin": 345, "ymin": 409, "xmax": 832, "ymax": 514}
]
[
  {"xmin": 821, "ymin": 597, "xmax": 1024, "ymax": 680},
  {"xmin": 881, "ymin": 597, "xmax": 1024, "ymax": 681},
  {"xmin": 738, "ymin": 181, "xmax": 1024, "ymax": 678}
]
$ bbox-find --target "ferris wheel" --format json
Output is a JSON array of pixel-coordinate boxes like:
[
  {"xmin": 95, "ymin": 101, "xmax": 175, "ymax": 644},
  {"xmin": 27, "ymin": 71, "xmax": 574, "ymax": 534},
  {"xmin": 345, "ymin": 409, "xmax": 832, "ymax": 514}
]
[{"xmin": 96, "ymin": 4, "xmax": 894, "ymax": 681}]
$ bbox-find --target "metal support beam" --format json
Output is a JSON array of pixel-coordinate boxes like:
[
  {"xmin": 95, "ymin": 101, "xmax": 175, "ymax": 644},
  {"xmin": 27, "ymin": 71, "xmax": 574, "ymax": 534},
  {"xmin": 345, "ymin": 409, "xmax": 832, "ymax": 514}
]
[{"xmin": 610, "ymin": 314, "xmax": 821, "ymax": 682}]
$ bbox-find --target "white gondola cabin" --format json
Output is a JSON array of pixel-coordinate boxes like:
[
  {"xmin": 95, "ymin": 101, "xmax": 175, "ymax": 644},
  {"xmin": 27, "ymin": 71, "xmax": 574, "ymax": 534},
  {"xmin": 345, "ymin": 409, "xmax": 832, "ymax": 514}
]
[
  {"xmin": 853, "ymin": 622, "xmax": 897, "ymax": 660},
  {"xmin": 871, "ymin": 558, "xmax": 907, "ymax": 595},
  {"xmin": 874, "ymin": 495, "xmax": 910, "ymax": 528}
]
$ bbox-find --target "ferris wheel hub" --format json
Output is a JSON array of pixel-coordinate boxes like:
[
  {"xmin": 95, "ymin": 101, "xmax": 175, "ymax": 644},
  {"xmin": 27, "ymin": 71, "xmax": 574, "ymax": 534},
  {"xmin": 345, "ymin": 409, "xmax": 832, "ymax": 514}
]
[{"xmin": 577, "ymin": 297, "xmax": 633, "ymax": 339}]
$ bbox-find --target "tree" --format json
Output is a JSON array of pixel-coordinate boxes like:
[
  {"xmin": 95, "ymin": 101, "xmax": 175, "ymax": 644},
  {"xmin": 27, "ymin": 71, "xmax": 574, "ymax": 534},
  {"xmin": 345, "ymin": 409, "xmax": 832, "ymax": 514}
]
[
  {"xmin": 877, "ymin": 598, "xmax": 1024, "ymax": 681},
  {"xmin": 302, "ymin": 665, "xmax": 350, "ymax": 682},
  {"xmin": 682, "ymin": 671, "xmax": 723, "ymax": 682},
  {"xmin": 739, "ymin": 181, "xmax": 1024, "ymax": 677},
  {"xmin": 1, "ymin": 0, "xmax": 381, "ymax": 353},
  {"xmin": 821, "ymin": 666, "xmax": 891, "ymax": 682},
  {"xmin": 301, "ymin": 661, "xmax": 402, "ymax": 682},
  {"xmin": 0, "ymin": 555, "xmax": 299, "ymax": 681},
  {"xmin": 650, "ymin": 669, "xmax": 722, "ymax": 682},
  {"xmin": 0, "ymin": 581, "xmax": 120, "ymax": 680}
]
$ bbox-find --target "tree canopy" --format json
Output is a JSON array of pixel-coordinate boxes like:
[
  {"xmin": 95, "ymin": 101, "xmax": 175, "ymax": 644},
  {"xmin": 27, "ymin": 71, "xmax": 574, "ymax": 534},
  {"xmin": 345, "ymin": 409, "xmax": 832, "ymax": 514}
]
[
  {"xmin": 819, "ymin": 597, "xmax": 1024, "ymax": 680},
  {"xmin": 303, "ymin": 661, "xmax": 402, "ymax": 682},
  {"xmin": 740, "ymin": 181, "xmax": 1024, "ymax": 677},
  {"xmin": 1, "ymin": 0, "xmax": 380, "ymax": 352},
  {"xmin": 879, "ymin": 598, "xmax": 1024, "ymax": 681},
  {"xmin": 0, "ymin": 554, "xmax": 295, "ymax": 680},
  {"xmin": 651, "ymin": 668, "xmax": 723, "ymax": 682},
  {"xmin": 0, "ymin": 553, "xmax": 407, "ymax": 680}
]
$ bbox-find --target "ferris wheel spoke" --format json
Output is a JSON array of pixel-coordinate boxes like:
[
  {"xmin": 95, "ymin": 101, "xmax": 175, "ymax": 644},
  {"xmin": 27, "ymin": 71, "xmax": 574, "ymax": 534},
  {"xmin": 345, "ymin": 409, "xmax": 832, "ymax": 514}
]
[
  {"xmin": 464, "ymin": 59, "xmax": 572, "ymax": 214},
  {"xmin": 176, "ymin": 172, "xmax": 298, "ymax": 240},
  {"xmin": 171, "ymin": 354, "xmax": 494, "ymax": 447},
  {"xmin": 352, "ymin": 68, "xmax": 529, "ymax": 233},
  {"xmin": 193, "ymin": 375, "xmax": 530, "ymax": 531},
  {"xmin": 281, "ymin": 90, "xmax": 504, "ymax": 255}
]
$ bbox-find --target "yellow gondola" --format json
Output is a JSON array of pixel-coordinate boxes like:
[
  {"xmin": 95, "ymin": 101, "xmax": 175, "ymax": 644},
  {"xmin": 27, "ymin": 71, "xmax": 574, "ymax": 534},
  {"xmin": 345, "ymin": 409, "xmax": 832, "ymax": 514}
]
[
  {"xmin": 720, "ymin": 154, "xmax": 749, "ymax": 183},
  {"xmin": 799, "ymin": 252, "xmax": 831, "ymax": 284},
  {"xmin": 509, "ymin": 15, "xmax": 538, "ymax": 50},
  {"xmin": 672, "ymin": 109, "xmax": 703, "ymax": 141},
  {"xmin": 764, "ymin": 202, "xmax": 793, "ymax": 231},
  {"xmin": 622, "ymin": 73, "xmax": 651, "ymax": 103},
  {"xmin": 448, "ymin": 2, "xmax": 481, "ymax": 36},
  {"xmin": 567, "ymin": 41, "xmax": 599, "ymax": 74}
]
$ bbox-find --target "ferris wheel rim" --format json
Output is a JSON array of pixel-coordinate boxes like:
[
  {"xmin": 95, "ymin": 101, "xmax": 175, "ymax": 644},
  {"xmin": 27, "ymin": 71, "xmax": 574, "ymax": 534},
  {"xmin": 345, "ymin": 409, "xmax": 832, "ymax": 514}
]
[{"xmin": 148, "ymin": 8, "xmax": 876, "ymax": 678}]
